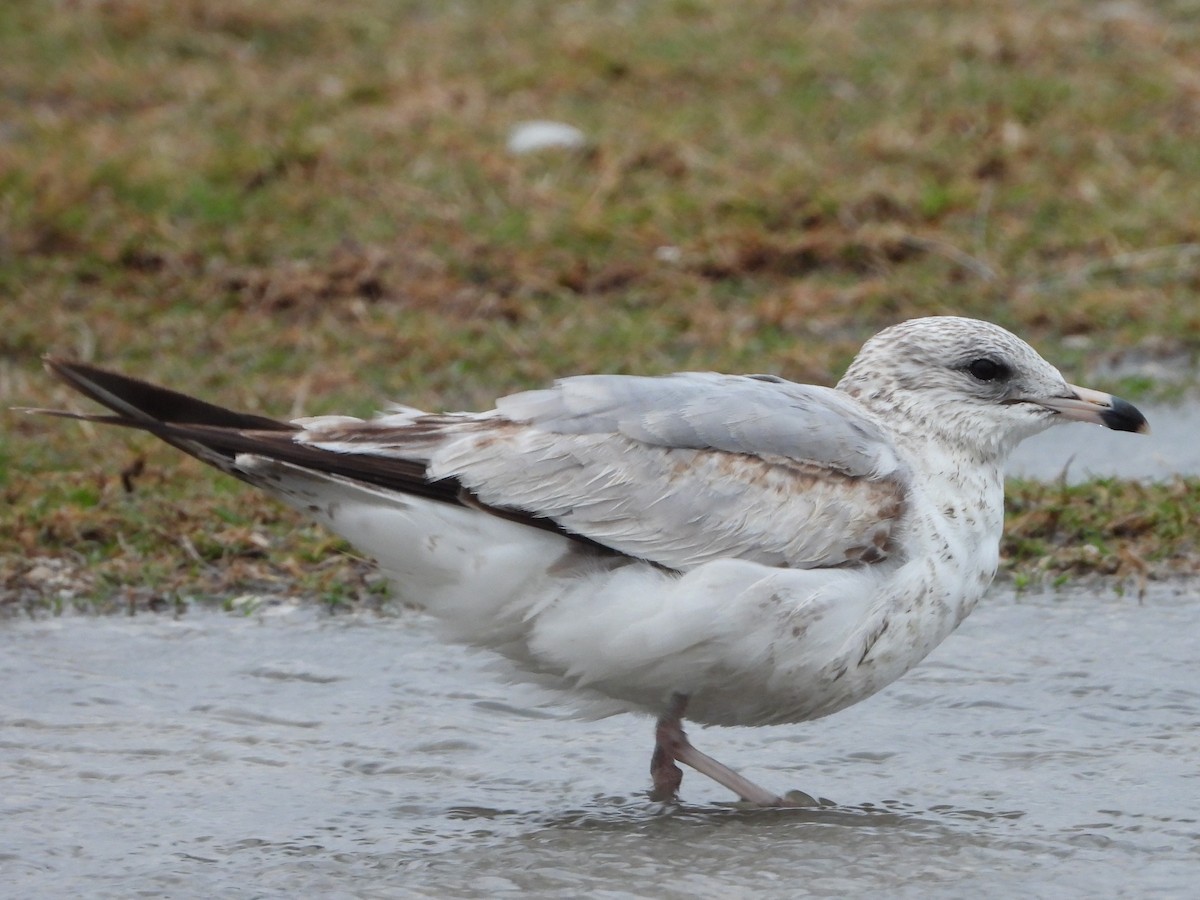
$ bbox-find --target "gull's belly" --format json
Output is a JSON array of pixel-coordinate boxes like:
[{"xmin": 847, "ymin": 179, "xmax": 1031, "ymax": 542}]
[
  {"xmin": 676, "ymin": 554, "xmax": 994, "ymax": 727},
  {"xmin": 455, "ymin": 541, "xmax": 997, "ymax": 729}
]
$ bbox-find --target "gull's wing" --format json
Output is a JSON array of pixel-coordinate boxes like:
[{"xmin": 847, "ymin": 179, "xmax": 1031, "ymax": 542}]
[{"xmin": 303, "ymin": 373, "xmax": 912, "ymax": 571}]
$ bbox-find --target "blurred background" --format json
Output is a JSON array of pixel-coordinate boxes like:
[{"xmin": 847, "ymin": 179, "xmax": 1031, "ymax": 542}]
[{"xmin": 3, "ymin": 0, "xmax": 1198, "ymax": 608}]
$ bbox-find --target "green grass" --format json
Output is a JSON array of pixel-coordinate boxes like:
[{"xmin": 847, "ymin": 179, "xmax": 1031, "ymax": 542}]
[
  {"xmin": 2, "ymin": 0, "xmax": 1199, "ymax": 613},
  {"xmin": 1003, "ymin": 478, "xmax": 1200, "ymax": 589}
]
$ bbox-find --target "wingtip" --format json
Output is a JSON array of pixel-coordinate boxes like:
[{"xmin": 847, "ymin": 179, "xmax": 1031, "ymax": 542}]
[
  {"xmin": 42, "ymin": 355, "xmax": 76, "ymax": 381},
  {"xmin": 12, "ymin": 406, "xmax": 88, "ymax": 421}
]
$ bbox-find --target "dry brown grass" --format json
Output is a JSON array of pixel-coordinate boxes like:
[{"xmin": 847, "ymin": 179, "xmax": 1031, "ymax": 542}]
[{"xmin": 3, "ymin": 0, "xmax": 1199, "ymax": 611}]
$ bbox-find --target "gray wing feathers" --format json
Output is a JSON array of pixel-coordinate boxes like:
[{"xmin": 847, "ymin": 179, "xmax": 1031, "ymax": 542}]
[
  {"xmin": 303, "ymin": 372, "xmax": 910, "ymax": 570},
  {"xmin": 496, "ymin": 374, "xmax": 903, "ymax": 479},
  {"xmin": 430, "ymin": 431, "xmax": 904, "ymax": 570}
]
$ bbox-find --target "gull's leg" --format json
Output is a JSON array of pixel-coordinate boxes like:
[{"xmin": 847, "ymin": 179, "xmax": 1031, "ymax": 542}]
[
  {"xmin": 649, "ymin": 695, "xmax": 687, "ymax": 802},
  {"xmin": 649, "ymin": 693, "xmax": 789, "ymax": 806}
]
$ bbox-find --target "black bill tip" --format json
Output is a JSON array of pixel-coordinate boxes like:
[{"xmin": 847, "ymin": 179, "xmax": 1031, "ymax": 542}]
[{"xmin": 1101, "ymin": 396, "xmax": 1150, "ymax": 434}]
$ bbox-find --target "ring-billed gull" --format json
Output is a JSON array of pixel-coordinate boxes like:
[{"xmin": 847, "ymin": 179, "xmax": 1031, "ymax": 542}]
[{"xmin": 38, "ymin": 316, "xmax": 1148, "ymax": 806}]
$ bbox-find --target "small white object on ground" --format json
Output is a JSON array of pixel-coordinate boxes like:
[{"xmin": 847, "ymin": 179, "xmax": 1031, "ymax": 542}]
[{"xmin": 507, "ymin": 120, "xmax": 588, "ymax": 154}]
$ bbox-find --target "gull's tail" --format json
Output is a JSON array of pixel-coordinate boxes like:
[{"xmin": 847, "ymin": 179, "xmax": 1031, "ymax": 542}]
[
  {"xmin": 44, "ymin": 358, "xmax": 293, "ymax": 434},
  {"xmin": 35, "ymin": 357, "xmax": 455, "ymax": 504},
  {"xmin": 40, "ymin": 357, "xmax": 295, "ymax": 475},
  {"xmin": 36, "ymin": 358, "xmax": 585, "ymax": 627}
]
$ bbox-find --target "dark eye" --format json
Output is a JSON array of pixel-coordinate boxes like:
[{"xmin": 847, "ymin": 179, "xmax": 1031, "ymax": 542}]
[{"xmin": 965, "ymin": 358, "xmax": 1011, "ymax": 382}]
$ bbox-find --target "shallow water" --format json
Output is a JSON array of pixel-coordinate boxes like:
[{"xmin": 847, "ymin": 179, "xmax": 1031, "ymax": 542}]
[
  {"xmin": 3, "ymin": 583, "xmax": 1199, "ymax": 898},
  {"xmin": 1010, "ymin": 401, "xmax": 1200, "ymax": 481}
]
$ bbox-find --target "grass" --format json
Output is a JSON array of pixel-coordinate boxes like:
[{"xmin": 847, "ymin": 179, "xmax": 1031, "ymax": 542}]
[
  {"xmin": 2, "ymin": 0, "xmax": 1199, "ymax": 614},
  {"xmin": 1003, "ymin": 478, "xmax": 1200, "ymax": 592}
]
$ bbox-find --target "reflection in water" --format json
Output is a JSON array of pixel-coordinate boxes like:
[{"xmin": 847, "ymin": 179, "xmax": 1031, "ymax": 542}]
[{"xmin": 2, "ymin": 583, "xmax": 1198, "ymax": 898}]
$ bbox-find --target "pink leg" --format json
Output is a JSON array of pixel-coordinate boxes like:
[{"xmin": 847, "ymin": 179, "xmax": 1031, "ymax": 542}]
[
  {"xmin": 650, "ymin": 694, "xmax": 790, "ymax": 806},
  {"xmin": 649, "ymin": 730, "xmax": 683, "ymax": 802}
]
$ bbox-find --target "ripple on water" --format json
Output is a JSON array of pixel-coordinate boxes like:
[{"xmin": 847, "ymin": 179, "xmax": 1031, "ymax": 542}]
[{"xmin": 2, "ymin": 585, "xmax": 1199, "ymax": 898}]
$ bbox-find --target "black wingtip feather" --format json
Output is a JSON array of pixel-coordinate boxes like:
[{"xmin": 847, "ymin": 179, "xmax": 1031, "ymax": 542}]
[
  {"xmin": 41, "ymin": 356, "xmax": 468, "ymax": 506},
  {"xmin": 40, "ymin": 357, "xmax": 635, "ymax": 560},
  {"xmin": 43, "ymin": 356, "xmax": 294, "ymax": 432}
]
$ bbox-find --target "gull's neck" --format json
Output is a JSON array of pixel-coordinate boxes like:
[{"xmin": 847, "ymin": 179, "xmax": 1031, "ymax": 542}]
[
  {"xmin": 889, "ymin": 412, "xmax": 1009, "ymax": 548},
  {"xmin": 838, "ymin": 379, "xmax": 1016, "ymax": 557},
  {"xmin": 850, "ymin": 386, "xmax": 1011, "ymax": 575}
]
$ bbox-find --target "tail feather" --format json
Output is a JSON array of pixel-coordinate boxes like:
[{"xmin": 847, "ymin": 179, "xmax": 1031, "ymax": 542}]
[
  {"xmin": 44, "ymin": 357, "xmax": 292, "ymax": 432},
  {"xmin": 41, "ymin": 357, "xmax": 456, "ymax": 503},
  {"xmin": 38, "ymin": 357, "xmax": 617, "ymax": 553}
]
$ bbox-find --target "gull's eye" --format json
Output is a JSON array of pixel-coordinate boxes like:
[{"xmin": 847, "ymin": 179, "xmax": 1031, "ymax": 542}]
[{"xmin": 965, "ymin": 358, "xmax": 1011, "ymax": 382}]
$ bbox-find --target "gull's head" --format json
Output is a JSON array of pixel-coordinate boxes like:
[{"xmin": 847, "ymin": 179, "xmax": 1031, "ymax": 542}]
[{"xmin": 838, "ymin": 316, "xmax": 1148, "ymax": 461}]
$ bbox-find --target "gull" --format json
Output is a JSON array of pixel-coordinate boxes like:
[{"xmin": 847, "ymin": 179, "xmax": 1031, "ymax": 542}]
[{"xmin": 37, "ymin": 316, "xmax": 1148, "ymax": 806}]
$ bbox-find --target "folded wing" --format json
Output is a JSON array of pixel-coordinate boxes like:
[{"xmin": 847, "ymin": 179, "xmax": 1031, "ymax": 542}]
[{"xmin": 302, "ymin": 373, "xmax": 912, "ymax": 571}]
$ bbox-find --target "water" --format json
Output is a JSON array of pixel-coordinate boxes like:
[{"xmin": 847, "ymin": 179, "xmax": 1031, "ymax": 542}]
[
  {"xmin": 3, "ymin": 584, "xmax": 1199, "ymax": 898},
  {"xmin": 1010, "ymin": 401, "xmax": 1200, "ymax": 482}
]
